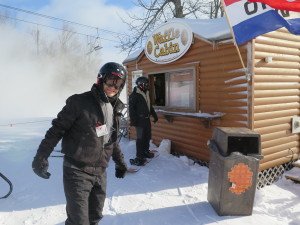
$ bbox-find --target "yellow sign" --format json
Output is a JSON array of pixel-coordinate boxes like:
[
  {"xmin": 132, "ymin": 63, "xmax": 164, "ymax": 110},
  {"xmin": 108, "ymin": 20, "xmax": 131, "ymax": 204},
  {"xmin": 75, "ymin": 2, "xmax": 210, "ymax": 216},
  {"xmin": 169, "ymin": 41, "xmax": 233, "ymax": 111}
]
[{"xmin": 145, "ymin": 21, "xmax": 193, "ymax": 64}]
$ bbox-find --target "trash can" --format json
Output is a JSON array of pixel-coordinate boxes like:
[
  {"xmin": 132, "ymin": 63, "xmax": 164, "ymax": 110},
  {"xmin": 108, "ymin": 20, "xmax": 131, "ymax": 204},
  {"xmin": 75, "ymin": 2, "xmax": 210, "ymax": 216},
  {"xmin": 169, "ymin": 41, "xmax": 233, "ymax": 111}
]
[{"xmin": 207, "ymin": 127, "xmax": 263, "ymax": 216}]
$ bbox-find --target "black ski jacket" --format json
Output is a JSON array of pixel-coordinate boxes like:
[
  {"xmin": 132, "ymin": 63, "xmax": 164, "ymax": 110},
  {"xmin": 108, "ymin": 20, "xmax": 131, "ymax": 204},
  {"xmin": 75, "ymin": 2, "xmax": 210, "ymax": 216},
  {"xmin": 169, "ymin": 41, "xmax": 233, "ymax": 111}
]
[
  {"xmin": 37, "ymin": 84, "xmax": 126, "ymax": 171},
  {"xmin": 129, "ymin": 87, "xmax": 158, "ymax": 126}
]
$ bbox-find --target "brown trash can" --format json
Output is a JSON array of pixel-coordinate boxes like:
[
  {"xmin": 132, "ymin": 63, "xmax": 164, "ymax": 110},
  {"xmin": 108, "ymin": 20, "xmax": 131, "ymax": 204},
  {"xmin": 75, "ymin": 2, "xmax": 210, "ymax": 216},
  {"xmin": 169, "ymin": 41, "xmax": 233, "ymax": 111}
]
[{"xmin": 207, "ymin": 127, "xmax": 263, "ymax": 216}]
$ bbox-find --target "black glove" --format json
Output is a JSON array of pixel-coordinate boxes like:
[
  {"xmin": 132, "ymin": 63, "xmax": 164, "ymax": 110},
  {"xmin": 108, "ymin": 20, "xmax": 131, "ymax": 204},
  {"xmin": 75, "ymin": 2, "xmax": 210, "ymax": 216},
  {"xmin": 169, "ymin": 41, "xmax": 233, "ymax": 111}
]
[
  {"xmin": 32, "ymin": 152, "xmax": 51, "ymax": 179},
  {"xmin": 130, "ymin": 120, "xmax": 137, "ymax": 127},
  {"xmin": 153, "ymin": 117, "xmax": 158, "ymax": 124},
  {"xmin": 115, "ymin": 166, "xmax": 127, "ymax": 178}
]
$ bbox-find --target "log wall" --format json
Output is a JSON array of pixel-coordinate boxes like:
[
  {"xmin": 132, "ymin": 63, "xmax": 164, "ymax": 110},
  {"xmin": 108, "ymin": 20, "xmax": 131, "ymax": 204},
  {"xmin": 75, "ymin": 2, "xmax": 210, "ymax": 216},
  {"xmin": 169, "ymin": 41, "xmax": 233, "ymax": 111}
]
[{"xmin": 253, "ymin": 28, "xmax": 300, "ymax": 170}]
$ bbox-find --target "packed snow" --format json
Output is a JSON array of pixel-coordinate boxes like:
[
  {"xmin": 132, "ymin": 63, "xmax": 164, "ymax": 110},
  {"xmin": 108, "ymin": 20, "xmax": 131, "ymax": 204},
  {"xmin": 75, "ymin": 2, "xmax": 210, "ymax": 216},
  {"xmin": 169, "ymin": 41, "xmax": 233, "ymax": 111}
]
[{"xmin": 0, "ymin": 118, "xmax": 299, "ymax": 225}]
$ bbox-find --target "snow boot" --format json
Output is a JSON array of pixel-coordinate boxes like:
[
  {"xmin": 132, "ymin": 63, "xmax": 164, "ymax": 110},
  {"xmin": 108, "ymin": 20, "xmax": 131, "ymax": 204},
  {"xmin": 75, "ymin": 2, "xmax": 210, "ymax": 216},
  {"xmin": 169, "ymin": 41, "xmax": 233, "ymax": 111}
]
[
  {"xmin": 130, "ymin": 158, "xmax": 147, "ymax": 166},
  {"xmin": 143, "ymin": 151, "xmax": 155, "ymax": 158}
]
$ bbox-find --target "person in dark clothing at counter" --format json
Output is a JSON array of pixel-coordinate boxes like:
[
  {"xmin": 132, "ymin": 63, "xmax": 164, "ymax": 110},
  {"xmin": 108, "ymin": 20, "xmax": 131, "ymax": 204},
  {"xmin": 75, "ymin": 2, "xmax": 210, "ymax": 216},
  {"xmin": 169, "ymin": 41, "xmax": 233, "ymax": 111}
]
[
  {"xmin": 32, "ymin": 62, "xmax": 128, "ymax": 225},
  {"xmin": 129, "ymin": 76, "xmax": 158, "ymax": 166}
]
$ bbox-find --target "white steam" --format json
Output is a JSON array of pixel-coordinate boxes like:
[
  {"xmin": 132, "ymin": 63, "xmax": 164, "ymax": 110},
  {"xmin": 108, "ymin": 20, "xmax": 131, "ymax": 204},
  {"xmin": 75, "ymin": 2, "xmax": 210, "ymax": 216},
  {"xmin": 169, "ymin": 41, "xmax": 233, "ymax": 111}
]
[{"xmin": 0, "ymin": 23, "xmax": 102, "ymax": 119}]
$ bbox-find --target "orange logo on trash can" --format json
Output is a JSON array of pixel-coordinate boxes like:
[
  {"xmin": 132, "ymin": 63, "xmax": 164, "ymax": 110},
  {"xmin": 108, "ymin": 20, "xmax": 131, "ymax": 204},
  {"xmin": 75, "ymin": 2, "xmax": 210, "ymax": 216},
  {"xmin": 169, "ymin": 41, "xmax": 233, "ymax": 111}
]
[{"xmin": 228, "ymin": 163, "xmax": 253, "ymax": 195}]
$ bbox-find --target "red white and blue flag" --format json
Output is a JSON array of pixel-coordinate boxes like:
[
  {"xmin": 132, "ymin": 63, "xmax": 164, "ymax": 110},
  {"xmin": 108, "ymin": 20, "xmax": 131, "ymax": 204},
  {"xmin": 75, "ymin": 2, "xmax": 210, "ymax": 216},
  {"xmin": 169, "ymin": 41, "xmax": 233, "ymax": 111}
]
[
  {"xmin": 222, "ymin": 0, "xmax": 300, "ymax": 45},
  {"xmin": 248, "ymin": 0, "xmax": 300, "ymax": 12}
]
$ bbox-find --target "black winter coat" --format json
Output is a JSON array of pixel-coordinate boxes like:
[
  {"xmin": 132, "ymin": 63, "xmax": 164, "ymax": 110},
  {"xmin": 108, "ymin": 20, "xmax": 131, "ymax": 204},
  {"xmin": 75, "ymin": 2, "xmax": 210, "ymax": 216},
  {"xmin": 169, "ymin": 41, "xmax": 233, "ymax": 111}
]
[
  {"xmin": 129, "ymin": 87, "xmax": 158, "ymax": 126},
  {"xmin": 37, "ymin": 84, "xmax": 126, "ymax": 170}
]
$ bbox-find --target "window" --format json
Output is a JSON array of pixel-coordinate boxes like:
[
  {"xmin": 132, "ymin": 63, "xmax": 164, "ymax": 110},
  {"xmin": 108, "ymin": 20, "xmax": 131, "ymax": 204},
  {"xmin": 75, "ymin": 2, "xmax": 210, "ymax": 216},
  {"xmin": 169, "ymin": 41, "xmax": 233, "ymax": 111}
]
[{"xmin": 149, "ymin": 68, "xmax": 196, "ymax": 110}]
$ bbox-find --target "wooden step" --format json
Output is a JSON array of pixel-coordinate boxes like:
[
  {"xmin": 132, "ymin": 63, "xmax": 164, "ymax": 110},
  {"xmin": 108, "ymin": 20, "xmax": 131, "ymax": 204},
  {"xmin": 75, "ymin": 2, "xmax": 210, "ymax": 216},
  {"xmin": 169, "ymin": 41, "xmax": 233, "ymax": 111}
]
[
  {"xmin": 285, "ymin": 167, "xmax": 300, "ymax": 182},
  {"xmin": 292, "ymin": 160, "xmax": 300, "ymax": 168}
]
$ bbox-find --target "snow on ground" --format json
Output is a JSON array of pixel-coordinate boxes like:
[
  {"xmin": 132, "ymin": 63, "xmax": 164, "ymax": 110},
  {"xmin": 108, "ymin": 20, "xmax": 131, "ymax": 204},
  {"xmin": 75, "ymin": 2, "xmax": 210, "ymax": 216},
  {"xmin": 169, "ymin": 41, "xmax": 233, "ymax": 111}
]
[{"xmin": 0, "ymin": 118, "xmax": 299, "ymax": 225}]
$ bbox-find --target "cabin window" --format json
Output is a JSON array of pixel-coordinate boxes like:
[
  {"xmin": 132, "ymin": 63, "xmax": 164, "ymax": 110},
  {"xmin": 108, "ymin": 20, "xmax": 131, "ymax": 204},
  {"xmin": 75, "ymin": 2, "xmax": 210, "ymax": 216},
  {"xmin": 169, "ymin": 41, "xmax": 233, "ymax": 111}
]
[{"xmin": 149, "ymin": 68, "xmax": 195, "ymax": 110}]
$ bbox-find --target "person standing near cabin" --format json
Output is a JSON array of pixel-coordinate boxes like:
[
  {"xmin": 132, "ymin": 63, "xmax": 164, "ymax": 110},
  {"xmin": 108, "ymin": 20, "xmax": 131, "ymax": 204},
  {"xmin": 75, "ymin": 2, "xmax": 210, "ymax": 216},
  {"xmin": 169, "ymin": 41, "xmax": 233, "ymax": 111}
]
[
  {"xmin": 129, "ymin": 76, "xmax": 158, "ymax": 166},
  {"xmin": 32, "ymin": 62, "xmax": 128, "ymax": 225}
]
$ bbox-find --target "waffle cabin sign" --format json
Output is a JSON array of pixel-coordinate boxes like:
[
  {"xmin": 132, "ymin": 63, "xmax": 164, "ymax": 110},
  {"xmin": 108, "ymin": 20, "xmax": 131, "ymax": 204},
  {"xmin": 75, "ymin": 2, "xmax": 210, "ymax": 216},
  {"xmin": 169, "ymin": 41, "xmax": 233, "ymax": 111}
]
[{"xmin": 145, "ymin": 20, "xmax": 193, "ymax": 64}]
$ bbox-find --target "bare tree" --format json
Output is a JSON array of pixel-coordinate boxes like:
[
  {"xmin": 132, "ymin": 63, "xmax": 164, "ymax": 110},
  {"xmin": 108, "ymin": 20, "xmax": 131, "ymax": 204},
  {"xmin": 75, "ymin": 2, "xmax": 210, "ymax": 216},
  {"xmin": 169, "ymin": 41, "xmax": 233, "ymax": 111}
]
[
  {"xmin": 209, "ymin": 0, "xmax": 223, "ymax": 19},
  {"xmin": 27, "ymin": 23, "xmax": 100, "ymax": 89},
  {"xmin": 0, "ymin": 10, "xmax": 17, "ymax": 26},
  {"xmin": 118, "ymin": 0, "xmax": 223, "ymax": 54},
  {"xmin": 58, "ymin": 24, "xmax": 82, "ymax": 55},
  {"xmin": 0, "ymin": 10, "xmax": 8, "ymax": 24}
]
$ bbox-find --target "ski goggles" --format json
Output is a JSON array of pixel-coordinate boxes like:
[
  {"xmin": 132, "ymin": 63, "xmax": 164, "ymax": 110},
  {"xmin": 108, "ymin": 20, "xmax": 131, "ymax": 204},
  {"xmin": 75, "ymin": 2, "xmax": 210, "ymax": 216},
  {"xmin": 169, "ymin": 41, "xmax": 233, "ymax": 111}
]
[
  {"xmin": 104, "ymin": 78, "xmax": 125, "ymax": 90},
  {"xmin": 139, "ymin": 83, "xmax": 149, "ymax": 91}
]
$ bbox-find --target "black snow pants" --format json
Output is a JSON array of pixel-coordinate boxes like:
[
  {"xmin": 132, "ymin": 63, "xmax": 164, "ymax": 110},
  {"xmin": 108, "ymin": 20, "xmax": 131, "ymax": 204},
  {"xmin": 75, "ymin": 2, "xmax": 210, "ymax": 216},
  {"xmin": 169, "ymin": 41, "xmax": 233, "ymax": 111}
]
[
  {"xmin": 63, "ymin": 166, "xmax": 107, "ymax": 225},
  {"xmin": 135, "ymin": 117, "xmax": 151, "ymax": 158}
]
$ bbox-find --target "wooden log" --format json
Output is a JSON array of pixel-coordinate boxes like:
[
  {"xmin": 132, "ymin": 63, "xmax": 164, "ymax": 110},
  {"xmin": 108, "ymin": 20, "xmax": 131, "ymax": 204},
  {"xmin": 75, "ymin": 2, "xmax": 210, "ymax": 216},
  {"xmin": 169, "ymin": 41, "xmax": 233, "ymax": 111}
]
[
  {"xmin": 254, "ymin": 82, "xmax": 300, "ymax": 90},
  {"xmin": 200, "ymin": 99, "xmax": 247, "ymax": 107},
  {"xmin": 254, "ymin": 60, "xmax": 300, "ymax": 69},
  {"xmin": 199, "ymin": 105, "xmax": 246, "ymax": 114},
  {"xmin": 254, "ymin": 102, "xmax": 300, "ymax": 113},
  {"xmin": 200, "ymin": 92, "xmax": 247, "ymax": 99},
  {"xmin": 254, "ymin": 67, "xmax": 300, "ymax": 75},
  {"xmin": 260, "ymin": 148, "xmax": 298, "ymax": 164},
  {"xmin": 200, "ymin": 62, "xmax": 245, "ymax": 73},
  {"xmin": 201, "ymin": 71, "xmax": 245, "ymax": 79},
  {"xmin": 200, "ymin": 77, "xmax": 247, "ymax": 85},
  {"xmin": 260, "ymin": 155, "xmax": 299, "ymax": 171},
  {"xmin": 254, "ymin": 116, "xmax": 293, "ymax": 128},
  {"xmin": 254, "ymin": 75, "xmax": 300, "ymax": 83},
  {"xmin": 255, "ymin": 35, "xmax": 300, "ymax": 48},
  {"xmin": 261, "ymin": 135, "xmax": 298, "ymax": 149},
  {"xmin": 254, "ymin": 109, "xmax": 299, "ymax": 120},
  {"xmin": 254, "ymin": 89, "xmax": 300, "ymax": 98},
  {"xmin": 255, "ymin": 43, "xmax": 300, "ymax": 55},
  {"xmin": 260, "ymin": 130, "xmax": 296, "ymax": 142},
  {"xmin": 254, "ymin": 96, "xmax": 300, "ymax": 105},
  {"xmin": 216, "ymin": 120, "xmax": 248, "ymax": 127},
  {"xmin": 262, "ymin": 142, "xmax": 299, "ymax": 156},
  {"xmin": 262, "ymin": 30, "xmax": 300, "ymax": 42},
  {"xmin": 254, "ymin": 52, "xmax": 300, "ymax": 62},
  {"xmin": 254, "ymin": 123, "xmax": 291, "ymax": 135}
]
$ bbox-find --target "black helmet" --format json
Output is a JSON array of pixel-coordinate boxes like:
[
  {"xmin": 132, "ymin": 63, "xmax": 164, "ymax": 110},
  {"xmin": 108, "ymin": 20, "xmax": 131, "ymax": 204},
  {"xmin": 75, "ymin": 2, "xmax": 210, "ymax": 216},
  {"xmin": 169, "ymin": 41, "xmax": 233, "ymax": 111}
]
[
  {"xmin": 97, "ymin": 62, "xmax": 127, "ymax": 81},
  {"xmin": 136, "ymin": 76, "xmax": 149, "ymax": 91},
  {"xmin": 97, "ymin": 62, "xmax": 127, "ymax": 90}
]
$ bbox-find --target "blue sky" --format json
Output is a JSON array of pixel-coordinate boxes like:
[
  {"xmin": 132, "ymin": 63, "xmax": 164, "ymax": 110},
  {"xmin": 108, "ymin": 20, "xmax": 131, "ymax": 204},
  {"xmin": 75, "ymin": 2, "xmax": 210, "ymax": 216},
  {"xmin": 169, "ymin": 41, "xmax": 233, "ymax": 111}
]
[
  {"xmin": 106, "ymin": 0, "xmax": 135, "ymax": 9},
  {"xmin": 0, "ymin": 0, "xmax": 52, "ymax": 10},
  {"xmin": 0, "ymin": 0, "xmax": 135, "ymax": 10}
]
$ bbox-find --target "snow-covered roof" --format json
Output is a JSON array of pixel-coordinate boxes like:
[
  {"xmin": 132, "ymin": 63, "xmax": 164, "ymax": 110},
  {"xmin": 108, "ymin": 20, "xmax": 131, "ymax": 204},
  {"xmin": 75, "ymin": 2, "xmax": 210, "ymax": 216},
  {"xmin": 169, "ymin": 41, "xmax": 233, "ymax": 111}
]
[
  {"xmin": 171, "ymin": 17, "xmax": 231, "ymax": 41},
  {"xmin": 123, "ymin": 17, "xmax": 232, "ymax": 64},
  {"xmin": 123, "ymin": 49, "xmax": 144, "ymax": 64}
]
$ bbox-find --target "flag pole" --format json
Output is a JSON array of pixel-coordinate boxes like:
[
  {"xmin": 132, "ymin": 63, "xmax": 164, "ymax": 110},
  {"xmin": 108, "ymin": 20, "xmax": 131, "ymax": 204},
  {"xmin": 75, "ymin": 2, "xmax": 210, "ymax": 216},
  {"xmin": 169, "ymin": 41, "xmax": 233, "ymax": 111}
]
[{"xmin": 220, "ymin": 0, "xmax": 247, "ymax": 76}]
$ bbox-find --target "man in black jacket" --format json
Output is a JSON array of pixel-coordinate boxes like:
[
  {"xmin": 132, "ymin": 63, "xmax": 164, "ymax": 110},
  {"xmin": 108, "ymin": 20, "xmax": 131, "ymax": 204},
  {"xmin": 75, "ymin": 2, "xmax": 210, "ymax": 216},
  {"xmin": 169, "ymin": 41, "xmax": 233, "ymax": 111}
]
[
  {"xmin": 32, "ymin": 62, "xmax": 128, "ymax": 225},
  {"xmin": 129, "ymin": 76, "xmax": 158, "ymax": 166}
]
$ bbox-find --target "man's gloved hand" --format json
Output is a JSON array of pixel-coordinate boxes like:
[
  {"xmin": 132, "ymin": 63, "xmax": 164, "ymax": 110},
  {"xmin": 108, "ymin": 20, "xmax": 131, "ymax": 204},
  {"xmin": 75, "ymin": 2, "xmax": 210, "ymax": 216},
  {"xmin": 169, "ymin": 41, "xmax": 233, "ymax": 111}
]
[
  {"xmin": 130, "ymin": 120, "xmax": 137, "ymax": 127},
  {"xmin": 32, "ymin": 152, "xmax": 51, "ymax": 179},
  {"xmin": 153, "ymin": 116, "xmax": 158, "ymax": 124},
  {"xmin": 115, "ymin": 165, "xmax": 127, "ymax": 178}
]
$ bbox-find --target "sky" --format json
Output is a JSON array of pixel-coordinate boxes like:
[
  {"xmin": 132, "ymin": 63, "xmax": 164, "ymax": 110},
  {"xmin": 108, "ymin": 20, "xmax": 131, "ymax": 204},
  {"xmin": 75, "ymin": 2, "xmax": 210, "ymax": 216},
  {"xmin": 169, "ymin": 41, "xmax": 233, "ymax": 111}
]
[
  {"xmin": 0, "ymin": 0, "xmax": 139, "ymax": 119},
  {"xmin": 0, "ymin": 119, "xmax": 299, "ymax": 225},
  {"xmin": 0, "ymin": 0, "xmax": 137, "ymax": 62},
  {"xmin": 1, "ymin": 0, "xmax": 136, "ymax": 10}
]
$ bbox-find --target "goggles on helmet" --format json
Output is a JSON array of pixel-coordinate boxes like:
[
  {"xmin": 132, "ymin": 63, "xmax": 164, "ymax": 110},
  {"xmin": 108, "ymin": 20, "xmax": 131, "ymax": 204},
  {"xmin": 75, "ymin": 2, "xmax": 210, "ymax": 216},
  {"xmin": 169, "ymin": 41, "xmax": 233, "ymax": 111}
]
[
  {"xmin": 104, "ymin": 77, "xmax": 125, "ymax": 90},
  {"xmin": 138, "ymin": 82, "xmax": 149, "ymax": 91}
]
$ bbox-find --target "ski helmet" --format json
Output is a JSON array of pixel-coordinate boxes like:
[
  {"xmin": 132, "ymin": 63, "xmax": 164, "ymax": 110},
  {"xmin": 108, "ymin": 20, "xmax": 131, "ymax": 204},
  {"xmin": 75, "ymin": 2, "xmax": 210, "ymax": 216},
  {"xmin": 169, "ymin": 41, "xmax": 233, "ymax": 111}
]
[
  {"xmin": 97, "ymin": 62, "xmax": 127, "ymax": 90},
  {"xmin": 136, "ymin": 76, "xmax": 149, "ymax": 91}
]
